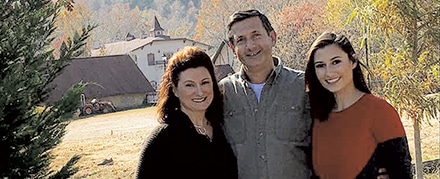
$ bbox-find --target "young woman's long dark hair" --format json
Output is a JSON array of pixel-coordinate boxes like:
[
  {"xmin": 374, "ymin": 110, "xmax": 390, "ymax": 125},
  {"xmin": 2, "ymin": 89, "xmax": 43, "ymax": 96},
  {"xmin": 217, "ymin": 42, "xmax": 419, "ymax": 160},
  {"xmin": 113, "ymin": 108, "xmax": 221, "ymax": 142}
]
[
  {"xmin": 156, "ymin": 46, "xmax": 223, "ymax": 125},
  {"xmin": 305, "ymin": 32, "xmax": 371, "ymax": 122}
]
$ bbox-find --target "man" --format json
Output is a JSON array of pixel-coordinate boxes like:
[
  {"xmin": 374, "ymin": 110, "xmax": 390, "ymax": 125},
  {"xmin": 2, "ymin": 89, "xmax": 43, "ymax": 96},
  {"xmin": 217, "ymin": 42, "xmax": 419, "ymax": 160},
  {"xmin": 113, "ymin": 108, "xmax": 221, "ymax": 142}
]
[{"xmin": 219, "ymin": 9, "xmax": 312, "ymax": 179}]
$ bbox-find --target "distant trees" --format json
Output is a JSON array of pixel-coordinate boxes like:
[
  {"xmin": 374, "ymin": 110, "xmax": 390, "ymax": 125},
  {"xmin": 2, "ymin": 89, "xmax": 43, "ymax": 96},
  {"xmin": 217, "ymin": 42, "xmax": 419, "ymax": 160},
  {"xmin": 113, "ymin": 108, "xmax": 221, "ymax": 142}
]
[
  {"xmin": 195, "ymin": 0, "xmax": 291, "ymax": 47},
  {"xmin": 54, "ymin": 0, "xmax": 94, "ymax": 57},
  {"xmin": 93, "ymin": 3, "xmax": 145, "ymax": 46},
  {"xmin": 195, "ymin": 0, "xmax": 326, "ymax": 69},
  {"xmin": 194, "ymin": 0, "xmax": 236, "ymax": 46},
  {"xmin": 73, "ymin": 0, "xmax": 201, "ymax": 50},
  {"xmin": 274, "ymin": 1, "xmax": 327, "ymax": 70},
  {"xmin": 164, "ymin": 0, "xmax": 198, "ymax": 38}
]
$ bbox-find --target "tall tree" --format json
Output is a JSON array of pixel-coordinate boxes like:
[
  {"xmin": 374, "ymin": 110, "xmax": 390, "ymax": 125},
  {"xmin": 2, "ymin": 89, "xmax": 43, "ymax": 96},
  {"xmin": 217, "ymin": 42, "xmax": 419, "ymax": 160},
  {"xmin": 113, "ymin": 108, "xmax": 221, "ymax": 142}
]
[
  {"xmin": 0, "ymin": 0, "xmax": 94, "ymax": 178},
  {"xmin": 340, "ymin": 0, "xmax": 440, "ymax": 178}
]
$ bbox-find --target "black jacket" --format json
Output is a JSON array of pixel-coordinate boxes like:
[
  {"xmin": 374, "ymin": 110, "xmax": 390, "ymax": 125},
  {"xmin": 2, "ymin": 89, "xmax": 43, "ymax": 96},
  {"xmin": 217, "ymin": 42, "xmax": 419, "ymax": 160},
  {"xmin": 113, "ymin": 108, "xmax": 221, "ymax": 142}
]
[{"xmin": 136, "ymin": 110, "xmax": 237, "ymax": 179}]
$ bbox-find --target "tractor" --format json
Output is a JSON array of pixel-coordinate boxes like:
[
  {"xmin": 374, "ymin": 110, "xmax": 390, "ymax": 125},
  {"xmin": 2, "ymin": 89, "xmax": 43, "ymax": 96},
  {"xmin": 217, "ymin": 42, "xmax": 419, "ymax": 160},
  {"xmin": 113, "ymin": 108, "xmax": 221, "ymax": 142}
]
[{"xmin": 79, "ymin": 94, "xmax": 117, "ymax": 116}]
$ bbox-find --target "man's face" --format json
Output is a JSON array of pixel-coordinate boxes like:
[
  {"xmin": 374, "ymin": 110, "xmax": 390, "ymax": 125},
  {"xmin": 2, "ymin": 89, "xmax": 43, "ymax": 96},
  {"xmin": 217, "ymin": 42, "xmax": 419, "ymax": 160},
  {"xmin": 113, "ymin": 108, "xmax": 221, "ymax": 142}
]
[{"xmin": 229, "ymin": 16, "xmax": 276, "ymax": 70}]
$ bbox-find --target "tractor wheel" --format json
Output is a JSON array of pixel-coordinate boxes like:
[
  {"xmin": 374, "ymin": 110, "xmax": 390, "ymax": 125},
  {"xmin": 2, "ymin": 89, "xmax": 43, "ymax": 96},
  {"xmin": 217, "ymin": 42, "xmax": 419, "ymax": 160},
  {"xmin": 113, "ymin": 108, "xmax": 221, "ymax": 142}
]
[{"xmin": 83, "ymin": 106, "xmax": 93, "ymax": 115}]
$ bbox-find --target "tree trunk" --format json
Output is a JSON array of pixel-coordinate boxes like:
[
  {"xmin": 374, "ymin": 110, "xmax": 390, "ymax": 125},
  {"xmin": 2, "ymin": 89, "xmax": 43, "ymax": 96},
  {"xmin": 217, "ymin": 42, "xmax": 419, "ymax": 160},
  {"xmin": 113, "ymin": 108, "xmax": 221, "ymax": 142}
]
[
  {"xmin": 413, "ymin": 119, "xmax": 424, "ymax": 179},
  {"xmin": 410, "ymin": 2, "xmax": 423, "ymax": 178}
]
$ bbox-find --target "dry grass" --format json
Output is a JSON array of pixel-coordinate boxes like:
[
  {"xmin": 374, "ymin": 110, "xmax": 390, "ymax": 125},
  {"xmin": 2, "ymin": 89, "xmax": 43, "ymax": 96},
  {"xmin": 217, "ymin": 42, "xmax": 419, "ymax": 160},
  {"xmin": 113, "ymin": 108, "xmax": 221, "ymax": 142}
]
[
  {"xmin": 403, "ymin": 115, "xmax": 440, "ymax": 162},
  {"xmin": 50, "ymin": 107, "xmax": 158, "ymax": 179},
  {"xmin": 402, "ymin": 114, "xmax": 440, "ymax": 179},
  {"xmin": 50, "ymin": 107, "xmax": 439, "ymax": 178}
]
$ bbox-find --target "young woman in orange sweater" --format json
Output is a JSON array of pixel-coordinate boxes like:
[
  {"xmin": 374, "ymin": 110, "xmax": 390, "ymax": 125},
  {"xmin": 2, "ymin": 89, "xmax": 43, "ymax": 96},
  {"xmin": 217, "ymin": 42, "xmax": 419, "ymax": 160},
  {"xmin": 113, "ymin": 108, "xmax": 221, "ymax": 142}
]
[{"xmin": 305, "ymin": 32, "xmax": 412, "ymax": 179}]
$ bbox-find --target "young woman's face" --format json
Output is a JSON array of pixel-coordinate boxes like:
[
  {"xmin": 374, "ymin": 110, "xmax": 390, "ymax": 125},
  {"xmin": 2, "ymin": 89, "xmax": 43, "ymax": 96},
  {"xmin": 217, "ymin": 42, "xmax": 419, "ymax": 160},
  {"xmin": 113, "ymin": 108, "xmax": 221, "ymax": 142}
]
[
  {"xmin": 313, "ymin": 44, "xmax": 357, "ymax": 94},
  {"xmin": 173, "ymin": 67, "xmax": 214, "ymax": 114}
]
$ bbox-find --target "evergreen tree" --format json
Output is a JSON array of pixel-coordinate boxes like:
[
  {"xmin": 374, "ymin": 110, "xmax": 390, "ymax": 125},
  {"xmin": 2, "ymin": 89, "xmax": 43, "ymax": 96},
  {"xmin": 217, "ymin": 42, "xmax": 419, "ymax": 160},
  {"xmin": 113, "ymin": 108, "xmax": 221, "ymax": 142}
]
[{"xmin": 0, "ymin": 0, "xmax": 94, "ymax": 178}]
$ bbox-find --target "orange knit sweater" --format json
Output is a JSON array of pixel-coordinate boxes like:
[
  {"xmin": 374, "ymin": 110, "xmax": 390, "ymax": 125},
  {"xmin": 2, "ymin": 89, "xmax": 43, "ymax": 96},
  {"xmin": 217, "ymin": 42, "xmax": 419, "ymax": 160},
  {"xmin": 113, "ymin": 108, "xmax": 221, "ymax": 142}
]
[{"xmin": 312, "ymin": 94, "xmax": 406, "ymax": 179}]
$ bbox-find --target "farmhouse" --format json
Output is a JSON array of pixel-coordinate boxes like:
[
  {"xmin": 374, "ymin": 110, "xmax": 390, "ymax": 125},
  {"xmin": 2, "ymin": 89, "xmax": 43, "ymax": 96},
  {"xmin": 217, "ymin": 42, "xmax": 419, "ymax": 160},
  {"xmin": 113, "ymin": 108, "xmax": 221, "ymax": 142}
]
[{"xmin": 46, "ymin": 55, "xmax": 154, "ymax": 109}]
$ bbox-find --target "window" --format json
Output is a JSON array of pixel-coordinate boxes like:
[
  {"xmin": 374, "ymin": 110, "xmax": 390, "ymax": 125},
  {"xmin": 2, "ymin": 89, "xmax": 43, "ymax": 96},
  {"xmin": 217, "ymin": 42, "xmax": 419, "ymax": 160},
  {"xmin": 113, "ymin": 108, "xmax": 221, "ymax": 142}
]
[
  {"xmin": 147, "ymin": 53, "xmax": 155, "ymax": 66},
  {"xmin": 150, "ymin": 81, "xmax": 158, "ymax": 90}
]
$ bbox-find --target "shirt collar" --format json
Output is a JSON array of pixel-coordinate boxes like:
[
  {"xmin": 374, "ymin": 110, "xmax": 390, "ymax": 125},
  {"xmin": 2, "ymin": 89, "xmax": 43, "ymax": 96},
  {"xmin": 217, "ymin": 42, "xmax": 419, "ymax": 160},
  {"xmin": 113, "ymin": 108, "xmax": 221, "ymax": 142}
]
[{"xmin": 238, "ymin": 56, "xmax": 283, "ymax": 85}]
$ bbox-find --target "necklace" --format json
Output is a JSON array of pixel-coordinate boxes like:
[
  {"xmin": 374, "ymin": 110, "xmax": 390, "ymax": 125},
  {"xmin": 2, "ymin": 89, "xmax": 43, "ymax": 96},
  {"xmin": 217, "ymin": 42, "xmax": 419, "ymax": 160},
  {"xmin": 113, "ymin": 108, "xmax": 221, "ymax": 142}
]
[
  {"xmin": 194, "ymin": 124, "xmax": 207, "ymax": 135},
  {"xmin": 194, "ymin": 124, "xmax": 212, "ymax": 142}
]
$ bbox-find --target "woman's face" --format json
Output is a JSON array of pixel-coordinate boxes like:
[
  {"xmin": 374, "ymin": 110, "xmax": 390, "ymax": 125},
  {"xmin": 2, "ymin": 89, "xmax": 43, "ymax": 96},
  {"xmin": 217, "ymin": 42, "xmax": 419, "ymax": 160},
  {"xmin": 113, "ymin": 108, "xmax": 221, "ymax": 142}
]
[
  {"xmin": 173, "ymin": 66, "xmax": 214, "ymax": 114},
  {"xmin": 313, "ymin": 44, "xmax": 357, "ymax": 94}
]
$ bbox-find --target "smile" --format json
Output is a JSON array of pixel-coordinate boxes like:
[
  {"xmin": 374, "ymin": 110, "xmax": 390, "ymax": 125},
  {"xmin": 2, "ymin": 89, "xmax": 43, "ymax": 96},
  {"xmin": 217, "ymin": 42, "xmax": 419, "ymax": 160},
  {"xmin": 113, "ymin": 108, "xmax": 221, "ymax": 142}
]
[
  {"xmin": 192, "ymin": 97, "xmax": 207, "ymax": 103},
  {"xmin": 325, "ymin": 77, "xmax": 340, "ymax": 84},
  {"xmin": 246, "ymin": 50, "xmax": 261, "ymax": 57}
]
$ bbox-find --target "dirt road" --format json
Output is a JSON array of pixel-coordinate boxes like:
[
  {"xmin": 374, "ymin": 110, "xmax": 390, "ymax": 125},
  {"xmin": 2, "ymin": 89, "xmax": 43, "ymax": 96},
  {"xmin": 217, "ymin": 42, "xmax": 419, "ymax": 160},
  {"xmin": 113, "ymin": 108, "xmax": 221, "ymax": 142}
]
[{"xmin": 64, "ymin": 107, "xmax": 158, "ymax": 141}]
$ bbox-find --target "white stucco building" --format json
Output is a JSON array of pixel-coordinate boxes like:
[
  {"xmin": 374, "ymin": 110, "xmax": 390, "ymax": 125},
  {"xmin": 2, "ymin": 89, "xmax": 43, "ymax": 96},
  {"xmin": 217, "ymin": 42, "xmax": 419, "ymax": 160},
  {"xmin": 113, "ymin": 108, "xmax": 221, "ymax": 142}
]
[{"xmin": 91, "ymin": 16, "xmax": 213, "ymax": 90}]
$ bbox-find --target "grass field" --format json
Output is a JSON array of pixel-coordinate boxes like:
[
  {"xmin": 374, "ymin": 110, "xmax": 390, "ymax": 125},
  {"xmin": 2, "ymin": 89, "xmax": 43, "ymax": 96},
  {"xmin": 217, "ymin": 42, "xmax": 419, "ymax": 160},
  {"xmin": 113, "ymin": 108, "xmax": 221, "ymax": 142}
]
[
  {"xmin": 50, "ymin": 107, "xmax": 439, "ymax": 178},
  {"xmin": 50, "ymin": 107, "xmax": 158, "ymax": 178}
]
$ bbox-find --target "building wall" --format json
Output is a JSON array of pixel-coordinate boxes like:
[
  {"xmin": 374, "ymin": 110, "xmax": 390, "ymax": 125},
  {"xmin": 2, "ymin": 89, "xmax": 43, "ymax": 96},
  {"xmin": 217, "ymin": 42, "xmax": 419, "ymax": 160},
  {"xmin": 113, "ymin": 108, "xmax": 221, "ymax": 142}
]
[
  {"xmin": 97, "ymin": 93, "xmax": 147, "ymax": 110},
  {"xmin": 129, "ymin": 40, "xmax": 212, "ymax": 90}
]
